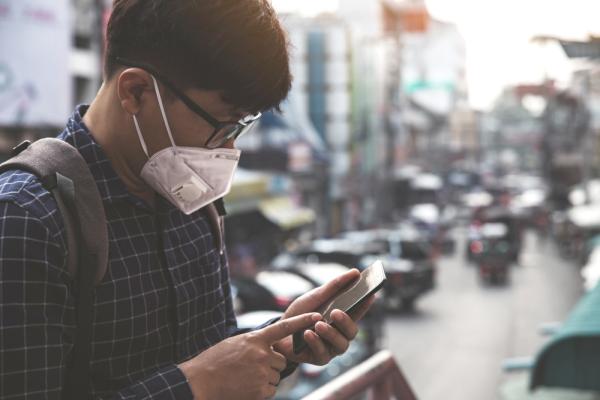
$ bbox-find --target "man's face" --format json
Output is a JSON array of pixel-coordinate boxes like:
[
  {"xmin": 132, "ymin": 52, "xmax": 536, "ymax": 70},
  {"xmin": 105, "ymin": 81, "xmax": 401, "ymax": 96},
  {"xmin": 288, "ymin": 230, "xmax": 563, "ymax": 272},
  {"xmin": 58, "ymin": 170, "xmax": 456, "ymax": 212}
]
[{"xmin": 116, "ymin": 64, "xmax": 258, "ymax": 158}]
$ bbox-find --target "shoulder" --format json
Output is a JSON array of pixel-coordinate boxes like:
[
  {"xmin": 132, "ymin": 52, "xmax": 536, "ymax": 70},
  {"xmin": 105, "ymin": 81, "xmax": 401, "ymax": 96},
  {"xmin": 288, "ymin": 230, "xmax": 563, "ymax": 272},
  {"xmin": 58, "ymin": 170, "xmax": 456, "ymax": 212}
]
[
  {"xmin": 0, "ymin": 171, "xmax": 72, "ymax": 293},
  {"xmin": 0, "ymin": 169, "xmax": 67, "ymax": 253}
]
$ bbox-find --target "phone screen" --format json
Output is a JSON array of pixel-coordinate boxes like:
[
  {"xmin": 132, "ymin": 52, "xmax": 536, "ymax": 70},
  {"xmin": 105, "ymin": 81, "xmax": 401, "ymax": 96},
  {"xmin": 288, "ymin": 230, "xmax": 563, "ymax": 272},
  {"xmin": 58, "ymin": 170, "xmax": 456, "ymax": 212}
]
[{"xmin": 293, "ymin": 260, "xmax": 386, "ymax": 354}]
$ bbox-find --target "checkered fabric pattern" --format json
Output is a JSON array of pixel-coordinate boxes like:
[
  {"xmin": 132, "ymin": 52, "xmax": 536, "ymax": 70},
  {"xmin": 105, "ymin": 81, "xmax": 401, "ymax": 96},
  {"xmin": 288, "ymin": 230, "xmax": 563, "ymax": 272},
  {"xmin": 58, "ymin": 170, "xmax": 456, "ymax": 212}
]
[{"xmin": 0, "ymin": 105, "xmax": 240, "ymax": 399}]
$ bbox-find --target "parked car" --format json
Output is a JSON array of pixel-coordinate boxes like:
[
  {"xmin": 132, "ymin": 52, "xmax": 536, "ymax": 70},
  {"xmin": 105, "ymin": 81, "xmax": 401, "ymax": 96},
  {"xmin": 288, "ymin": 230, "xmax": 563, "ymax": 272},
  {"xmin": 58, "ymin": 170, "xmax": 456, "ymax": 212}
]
[
  {"xmin": 231, "ymin": 277, "xmax": 279, "ymax": 315},
  {"xmin": 255, "ymin": 270, "xmax": 316, "ymax": 311},
  {"xmin": 282, "ymin": 238, "xmax": 379, "ymax": 270},
  {"xmin": 341, "ymin": 227, "xmax": 436, "ymax": 310},
  {"xmin": 287, "ymin": 229, "xmax": 435, "ymax": 311},
  {"xmin": 408, "ymin": 204, "xmax": 456, "ymax": 256}
]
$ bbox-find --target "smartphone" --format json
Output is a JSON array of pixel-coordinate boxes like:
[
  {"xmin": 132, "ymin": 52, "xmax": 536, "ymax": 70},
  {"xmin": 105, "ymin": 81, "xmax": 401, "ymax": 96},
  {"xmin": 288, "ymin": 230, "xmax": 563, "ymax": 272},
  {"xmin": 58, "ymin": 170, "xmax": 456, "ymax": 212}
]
[{"xmin": 293, "ymin": 260, "xmax": 386, "ymax": 354}]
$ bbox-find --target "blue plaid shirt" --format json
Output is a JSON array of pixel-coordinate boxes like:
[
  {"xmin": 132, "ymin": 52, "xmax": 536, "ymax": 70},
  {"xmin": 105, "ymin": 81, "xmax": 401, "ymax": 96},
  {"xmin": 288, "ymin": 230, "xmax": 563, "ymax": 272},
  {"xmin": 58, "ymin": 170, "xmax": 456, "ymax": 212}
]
[{"xmin": 0, "ymin": 106, "xmax": 240, "ymax": 399}]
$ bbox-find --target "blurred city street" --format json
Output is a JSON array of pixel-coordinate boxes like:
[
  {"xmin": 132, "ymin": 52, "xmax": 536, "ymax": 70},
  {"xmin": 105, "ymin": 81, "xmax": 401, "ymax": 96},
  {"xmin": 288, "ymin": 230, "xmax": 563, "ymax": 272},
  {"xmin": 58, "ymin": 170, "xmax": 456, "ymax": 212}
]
[{"xmin": 384, "ymin": 229, "xmax": 582, "ymax": 400}]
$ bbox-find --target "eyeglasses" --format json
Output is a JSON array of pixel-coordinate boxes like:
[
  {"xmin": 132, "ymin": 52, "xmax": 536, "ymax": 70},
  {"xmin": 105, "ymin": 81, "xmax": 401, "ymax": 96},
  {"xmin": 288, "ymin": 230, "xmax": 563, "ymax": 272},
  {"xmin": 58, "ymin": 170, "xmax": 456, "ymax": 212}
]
[{"xmin": 115, "ymin": 57, "xmax": 262, "ymax": 149}]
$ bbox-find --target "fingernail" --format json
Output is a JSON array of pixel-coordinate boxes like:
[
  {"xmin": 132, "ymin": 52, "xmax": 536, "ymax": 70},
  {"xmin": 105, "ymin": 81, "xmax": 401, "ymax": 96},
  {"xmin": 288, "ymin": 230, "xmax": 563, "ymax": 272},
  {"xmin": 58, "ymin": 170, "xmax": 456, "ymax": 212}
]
[
  {"xmin": 312, "ymin": 313, "xmax": 322, "ymax": 322},
  {"xmin": 332, "ymin": 311, "xmax": 342, "ymax": 322}
]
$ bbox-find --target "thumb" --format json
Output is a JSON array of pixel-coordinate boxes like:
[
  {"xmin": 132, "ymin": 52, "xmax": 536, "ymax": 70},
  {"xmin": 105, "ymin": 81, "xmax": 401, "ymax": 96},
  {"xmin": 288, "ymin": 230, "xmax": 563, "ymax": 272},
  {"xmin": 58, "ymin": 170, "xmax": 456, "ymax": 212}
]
[
  {"xmin": 257, "ymin": 313, "xmax": 322, "ymax": 344},
  {"xmin": 308, "ymin": 268, "xmax": 361, "ymax": 307}
]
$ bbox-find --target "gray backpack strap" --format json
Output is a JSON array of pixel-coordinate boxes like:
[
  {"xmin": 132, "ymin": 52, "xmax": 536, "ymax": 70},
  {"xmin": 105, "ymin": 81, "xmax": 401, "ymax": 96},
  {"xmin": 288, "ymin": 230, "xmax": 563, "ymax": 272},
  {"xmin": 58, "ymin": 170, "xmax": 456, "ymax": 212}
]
[
  {"xmin": 0, "ymin": 138, "xmax": 108, "ymax": 284},
  {"xmin": 0, "ymin": 138, "xmax": 108, "ymax": 400},
  {"xmin": 205, "ymin": 203, "xmax": 225, "ymax": 255}
]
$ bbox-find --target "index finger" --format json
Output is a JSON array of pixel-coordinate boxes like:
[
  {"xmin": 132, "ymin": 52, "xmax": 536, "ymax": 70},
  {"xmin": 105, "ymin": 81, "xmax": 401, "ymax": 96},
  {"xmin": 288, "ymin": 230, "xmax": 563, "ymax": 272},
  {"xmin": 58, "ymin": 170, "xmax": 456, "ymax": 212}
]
[{"xmin": 257, "ymin": 313, "xmax": 322, "ymax": 344}]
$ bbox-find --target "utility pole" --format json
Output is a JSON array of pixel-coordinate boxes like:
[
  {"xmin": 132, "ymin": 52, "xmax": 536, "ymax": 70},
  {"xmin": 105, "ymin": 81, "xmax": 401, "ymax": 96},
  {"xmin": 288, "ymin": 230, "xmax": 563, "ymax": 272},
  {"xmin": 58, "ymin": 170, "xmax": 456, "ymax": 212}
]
[
  {"xmin": 379, "ymin": 2, "xmax": 403, "ymax": 223},
  {"xmin": 94, "ymin": 0, "xmax": 107, "ymax": 86},
  {"xmin": 581, "ymin": 72, "xmax": 593, "ymax": 204}
]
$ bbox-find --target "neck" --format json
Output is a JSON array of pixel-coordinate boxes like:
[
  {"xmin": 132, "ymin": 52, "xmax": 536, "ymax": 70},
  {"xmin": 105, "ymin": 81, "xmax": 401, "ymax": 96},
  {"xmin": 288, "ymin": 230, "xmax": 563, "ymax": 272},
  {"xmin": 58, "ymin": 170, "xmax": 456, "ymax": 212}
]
[{"xmin": 82, "ymin": 83, "xmax": 156, "ymax": 208}]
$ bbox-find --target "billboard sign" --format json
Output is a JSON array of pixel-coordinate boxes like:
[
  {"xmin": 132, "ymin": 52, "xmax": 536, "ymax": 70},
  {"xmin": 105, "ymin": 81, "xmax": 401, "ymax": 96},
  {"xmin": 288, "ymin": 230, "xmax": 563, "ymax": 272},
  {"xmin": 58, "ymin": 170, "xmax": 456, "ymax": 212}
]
[{"xmin": 0, "ymin": 0, "xmax": 71, "ymax": 127}]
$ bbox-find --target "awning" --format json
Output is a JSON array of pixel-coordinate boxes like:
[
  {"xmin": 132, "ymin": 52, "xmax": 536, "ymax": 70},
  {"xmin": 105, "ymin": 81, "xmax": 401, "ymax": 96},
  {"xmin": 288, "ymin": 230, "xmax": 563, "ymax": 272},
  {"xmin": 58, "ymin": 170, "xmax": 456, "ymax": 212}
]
[
  {"xmin": 258, "ymin": 196, "xmax": 316, "ymax": 230},
  {"xmin": 227, "ymin": 169, "xmax": 270, "ymax": 200},
  {"xmin": 224, "ymin": 169, "xmax": 271, "ymax": 215},
  {"xmin": 530, "ymin": 284, "xmax": 600, "ymax": 391},
  {"xmin": 560, "ymin": 40, "xmax": 600, "ymax": 59}
]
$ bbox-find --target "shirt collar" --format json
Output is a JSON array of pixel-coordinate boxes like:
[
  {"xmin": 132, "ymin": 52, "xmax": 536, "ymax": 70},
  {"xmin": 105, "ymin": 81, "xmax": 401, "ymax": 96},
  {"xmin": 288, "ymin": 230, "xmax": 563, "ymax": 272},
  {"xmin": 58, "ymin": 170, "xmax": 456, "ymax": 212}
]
[{"xmin": 58, "ymin": 105, "xmax": 151, "ymax": 209}]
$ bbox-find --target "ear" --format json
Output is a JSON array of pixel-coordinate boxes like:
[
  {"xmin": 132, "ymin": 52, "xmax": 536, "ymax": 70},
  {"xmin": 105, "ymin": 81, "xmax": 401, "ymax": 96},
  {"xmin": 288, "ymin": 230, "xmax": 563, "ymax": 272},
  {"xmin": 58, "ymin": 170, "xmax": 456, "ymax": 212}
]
[{"xmin": 116, "ymin": 68, "xmax": 154, "ymax": 115}]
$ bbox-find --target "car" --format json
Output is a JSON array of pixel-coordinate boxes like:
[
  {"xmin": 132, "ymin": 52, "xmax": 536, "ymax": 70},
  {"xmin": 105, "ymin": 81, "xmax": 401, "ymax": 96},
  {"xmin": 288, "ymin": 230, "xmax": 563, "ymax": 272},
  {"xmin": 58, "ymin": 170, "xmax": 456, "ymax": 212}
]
[
  {"xmin": 254, "ymin": 270, "xmax": 316, "ymax": 311},
  {"xmin": 285, "ymin": 231, "xmax": 435, "ymax": 311},
  {"xmin": 408, "ymin": 204, "xmax": 456, "ymax": 256},
  {"xmin": 475, "ymin": 223, "xmax": 512, "ymax": 284},
  {"xmin": 231, "ymin": 277, "xmax": 279, "ymax": 315},
  {"xmin": 231, "ymin": 264, "xmax": 331, "ymax": 315},
  {"xmin": 342, "ymin": 226, "xmax": 436, "ymax": 310},
  {"xmin": 292, "ymin": 238, "xmax": 382, "ymax": 268},
  {"xmin": 468, "ymin": 206, "xmax": 523, "ymax": 264}
]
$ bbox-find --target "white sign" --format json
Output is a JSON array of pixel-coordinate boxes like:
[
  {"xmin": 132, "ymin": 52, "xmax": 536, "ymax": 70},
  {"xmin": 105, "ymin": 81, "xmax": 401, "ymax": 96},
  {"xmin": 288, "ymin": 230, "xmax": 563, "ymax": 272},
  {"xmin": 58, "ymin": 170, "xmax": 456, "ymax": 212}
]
[{"xmin": 0, "ymin": 0, "xmax": 71, "ymax": 127}]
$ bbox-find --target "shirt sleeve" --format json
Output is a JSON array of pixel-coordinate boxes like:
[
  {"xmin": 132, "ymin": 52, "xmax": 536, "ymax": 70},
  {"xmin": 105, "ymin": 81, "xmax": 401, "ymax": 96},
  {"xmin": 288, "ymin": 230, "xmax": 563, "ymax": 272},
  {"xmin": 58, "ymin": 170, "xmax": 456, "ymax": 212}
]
[
  {"xmin": 0, "ymin": 200, "xmax": 73, "ymax": 399},
  {"xmin": 110, "ymin": 364, "xmax": 193, "ymax": 400},
  {"xmin": 0, "ymin": 200, "xmax": 195, "ymax": 400}
]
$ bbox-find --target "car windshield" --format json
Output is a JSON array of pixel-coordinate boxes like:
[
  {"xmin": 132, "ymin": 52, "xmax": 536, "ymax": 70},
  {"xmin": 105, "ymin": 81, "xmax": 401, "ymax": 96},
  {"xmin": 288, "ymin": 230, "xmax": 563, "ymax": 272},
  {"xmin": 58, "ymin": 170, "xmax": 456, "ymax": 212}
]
[{"xmin": 388, "ymin": 240, "xmax": 429, "ymax": 260}]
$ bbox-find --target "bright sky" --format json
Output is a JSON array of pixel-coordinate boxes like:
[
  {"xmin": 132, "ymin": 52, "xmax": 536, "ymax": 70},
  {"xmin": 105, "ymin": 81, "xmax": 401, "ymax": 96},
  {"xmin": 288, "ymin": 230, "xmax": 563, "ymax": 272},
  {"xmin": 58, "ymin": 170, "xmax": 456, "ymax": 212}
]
[
  {"xmin": 425, "ymin": 0, "xmax": 600, "ymax": 109},
  {"xmin": 273, "ymin": 0, "xmax": 600, "ymax": 110}
]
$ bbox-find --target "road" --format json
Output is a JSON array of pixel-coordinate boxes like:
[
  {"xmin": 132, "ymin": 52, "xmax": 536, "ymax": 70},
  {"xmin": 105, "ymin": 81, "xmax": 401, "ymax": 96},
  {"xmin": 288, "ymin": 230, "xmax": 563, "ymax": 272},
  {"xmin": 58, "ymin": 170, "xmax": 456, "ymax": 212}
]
[{"xmin": 384, "ymin": 228, "xmax": 583, "ymax": 400}]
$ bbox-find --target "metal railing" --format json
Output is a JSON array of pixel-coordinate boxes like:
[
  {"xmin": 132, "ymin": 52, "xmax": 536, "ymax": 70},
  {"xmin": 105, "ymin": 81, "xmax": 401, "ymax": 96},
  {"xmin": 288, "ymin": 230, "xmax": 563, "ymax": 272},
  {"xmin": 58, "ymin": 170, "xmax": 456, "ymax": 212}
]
[{"xmin": 302, "ymin": 350, "xmax": 418, "ymax": 400}]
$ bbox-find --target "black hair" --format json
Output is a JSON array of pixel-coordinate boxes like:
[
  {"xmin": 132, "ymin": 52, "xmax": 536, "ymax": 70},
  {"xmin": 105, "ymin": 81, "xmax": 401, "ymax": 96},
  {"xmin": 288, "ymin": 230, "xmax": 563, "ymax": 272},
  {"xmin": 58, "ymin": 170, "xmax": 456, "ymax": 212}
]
[{"xmin": 105, "ymin": 0, "xmax": 292, "ymax": 113}]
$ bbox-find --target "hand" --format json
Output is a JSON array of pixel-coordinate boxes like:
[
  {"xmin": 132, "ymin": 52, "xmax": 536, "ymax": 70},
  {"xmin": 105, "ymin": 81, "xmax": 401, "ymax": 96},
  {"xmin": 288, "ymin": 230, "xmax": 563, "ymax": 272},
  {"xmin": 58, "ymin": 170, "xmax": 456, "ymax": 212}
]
[
  {"xmin": 273, "ymin": 269, "xmax": 376, "ymax": 366},
  {"xmin": 179, "ymin": 312, "xmax": 322, "ymax": 400}
]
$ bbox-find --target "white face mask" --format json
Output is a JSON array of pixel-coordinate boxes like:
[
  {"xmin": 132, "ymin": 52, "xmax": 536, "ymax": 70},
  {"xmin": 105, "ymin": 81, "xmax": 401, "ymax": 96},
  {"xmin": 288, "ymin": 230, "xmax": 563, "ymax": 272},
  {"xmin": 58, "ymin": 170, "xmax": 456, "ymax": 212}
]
[{"xmin": 133, "ymin": 76, "xmax": 241, "ymax": 215}]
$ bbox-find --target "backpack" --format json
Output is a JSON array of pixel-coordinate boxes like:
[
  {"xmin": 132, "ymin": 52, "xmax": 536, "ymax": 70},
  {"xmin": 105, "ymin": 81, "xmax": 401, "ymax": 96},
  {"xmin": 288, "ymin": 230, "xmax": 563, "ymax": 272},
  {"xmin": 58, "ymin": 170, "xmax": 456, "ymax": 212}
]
[
  {"xmin": 0, "ymin": 138, "xmax": 108, "ymax": 400},
  {"xmin": 0, "ymin": 138, "xmax": 227, "ymax": 399}
]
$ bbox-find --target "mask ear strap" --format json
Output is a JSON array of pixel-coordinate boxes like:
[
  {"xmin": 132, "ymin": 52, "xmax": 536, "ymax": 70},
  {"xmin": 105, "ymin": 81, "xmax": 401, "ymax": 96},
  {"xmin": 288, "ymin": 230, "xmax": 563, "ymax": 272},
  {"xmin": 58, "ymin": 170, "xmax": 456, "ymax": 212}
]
[
  {"xmin": 151, "ymin": 75, "xmax": 177, "ymax": 148},
  {"xmin": 133, "ymin": 114, "xmax": 149, "ymax": 158}
]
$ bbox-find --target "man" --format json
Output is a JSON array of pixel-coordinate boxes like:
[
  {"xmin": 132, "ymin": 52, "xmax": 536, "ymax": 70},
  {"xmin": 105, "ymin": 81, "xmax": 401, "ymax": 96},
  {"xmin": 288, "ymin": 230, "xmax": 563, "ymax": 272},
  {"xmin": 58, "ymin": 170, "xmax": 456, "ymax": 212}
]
[{"xmin": 0, "ymin": 0, "xmax": 373, "ymax": 399}]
